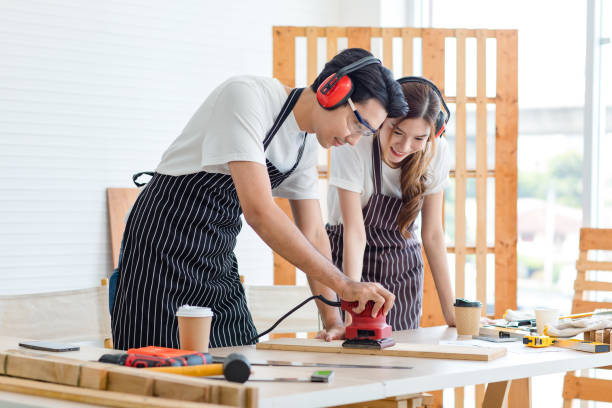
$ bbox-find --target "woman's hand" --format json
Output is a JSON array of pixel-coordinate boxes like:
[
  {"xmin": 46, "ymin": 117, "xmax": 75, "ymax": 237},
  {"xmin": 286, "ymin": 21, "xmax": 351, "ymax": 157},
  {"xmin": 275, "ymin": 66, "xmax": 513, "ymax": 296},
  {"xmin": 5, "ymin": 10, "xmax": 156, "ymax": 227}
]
[{"xmin": 315, "ymin": 323, "xmax": 346, "ymax": 342}]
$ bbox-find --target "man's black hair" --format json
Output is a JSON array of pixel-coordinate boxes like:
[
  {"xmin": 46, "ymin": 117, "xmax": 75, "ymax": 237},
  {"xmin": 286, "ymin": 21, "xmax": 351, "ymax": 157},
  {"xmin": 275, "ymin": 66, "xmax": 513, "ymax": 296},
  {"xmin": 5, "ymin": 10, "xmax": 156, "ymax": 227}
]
[{"xmin": 310, "ymin": 48, "xmax": 408, "ymax": 118}]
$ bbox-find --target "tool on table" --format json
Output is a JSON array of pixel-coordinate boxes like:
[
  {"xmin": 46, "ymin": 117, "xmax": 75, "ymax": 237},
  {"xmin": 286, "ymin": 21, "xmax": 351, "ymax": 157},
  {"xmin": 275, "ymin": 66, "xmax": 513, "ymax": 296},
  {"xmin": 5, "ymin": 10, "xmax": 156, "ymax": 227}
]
[
  {"xmin": 212, "ymin": 356, "xmax": 412, "ymax": 370},
  {"xmin": 98, "ymin": 346, "xmax": 211, "ymax": 368},
  {"xmin": 247, "ymin": 295, "xmax": 395, "ymax": 350},
  {"xmin": 479, "ymin": 325, "xmax": 532, "ymax": 339},
  {"xmin": 18, "ymin": 340, "xmax": 80, "ymax": 352},
  {"xmin": 558, "ymin": 310, "xmax": 612, "ymax": 320},
  {"xmin": 145, "ymin": 352, "xmax": 251, "ymax": 383},
  {"xmin": 523, "ymin": 335, "xmax": 610, "ymax": 353},
  {"xmin": 473, "ymin": 335, "xmax": 520, "ymax": 343},
  {"xmin": 245, "ymin": 370, "xmax": 335, "ymax": 383}
]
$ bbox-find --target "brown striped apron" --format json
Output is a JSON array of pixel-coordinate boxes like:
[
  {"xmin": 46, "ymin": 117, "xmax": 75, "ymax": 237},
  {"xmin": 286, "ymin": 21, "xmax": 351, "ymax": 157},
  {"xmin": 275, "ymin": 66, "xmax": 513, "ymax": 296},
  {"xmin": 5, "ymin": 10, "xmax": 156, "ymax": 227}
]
[{"xmin": 326, "ymin": 137, "xmax": 424, "ymax": 330}]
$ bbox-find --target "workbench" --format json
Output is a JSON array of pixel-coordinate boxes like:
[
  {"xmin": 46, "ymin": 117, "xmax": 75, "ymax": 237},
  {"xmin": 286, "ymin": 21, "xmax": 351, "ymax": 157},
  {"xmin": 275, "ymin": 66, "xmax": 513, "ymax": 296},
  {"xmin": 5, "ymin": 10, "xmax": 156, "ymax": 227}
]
[{"xmin": 2, "ymin": 326, "xmax": 612, "ymax": 408}]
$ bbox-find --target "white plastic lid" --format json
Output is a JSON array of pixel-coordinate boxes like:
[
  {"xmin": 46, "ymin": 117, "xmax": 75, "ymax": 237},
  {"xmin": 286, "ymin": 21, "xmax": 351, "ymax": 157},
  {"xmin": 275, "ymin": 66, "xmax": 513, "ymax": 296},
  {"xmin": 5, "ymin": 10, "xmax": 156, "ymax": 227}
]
[{"xmin": 176, "ymin": 305, "xmax": 214, "ymax": 317}]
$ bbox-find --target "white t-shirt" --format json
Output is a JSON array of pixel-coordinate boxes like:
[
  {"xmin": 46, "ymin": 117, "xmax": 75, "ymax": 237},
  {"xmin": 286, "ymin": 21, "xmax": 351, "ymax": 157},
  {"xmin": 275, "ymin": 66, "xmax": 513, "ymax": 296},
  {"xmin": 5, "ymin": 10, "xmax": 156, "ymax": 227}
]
[
  {"xmin": 155, "ymin": 76, "xmax": 320, "ymax": 200},
  {"xmin": 327, "ymin": 136, "xmax": 451, "ymax": 225}
]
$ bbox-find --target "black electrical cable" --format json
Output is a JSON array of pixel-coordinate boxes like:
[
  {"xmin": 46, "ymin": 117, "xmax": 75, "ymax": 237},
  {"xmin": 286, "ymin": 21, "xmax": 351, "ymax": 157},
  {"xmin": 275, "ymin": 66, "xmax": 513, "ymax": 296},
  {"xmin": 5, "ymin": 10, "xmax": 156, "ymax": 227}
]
[{"xmin": 247, "ymin": 295, "xmax": 341, "ymax": 344}]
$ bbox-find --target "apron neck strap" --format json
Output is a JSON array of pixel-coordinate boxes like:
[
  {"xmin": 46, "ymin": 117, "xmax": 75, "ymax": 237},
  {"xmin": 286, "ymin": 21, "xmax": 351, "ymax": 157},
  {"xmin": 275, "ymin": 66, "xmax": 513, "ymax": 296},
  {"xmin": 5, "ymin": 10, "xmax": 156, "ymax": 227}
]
[
  {"xmin": 263, "ymin": 87, "xmax": 304, "ymax": 150},
  {"xmin": 372, "ymin": 136, "xmax": 383, "ymax": 194}
]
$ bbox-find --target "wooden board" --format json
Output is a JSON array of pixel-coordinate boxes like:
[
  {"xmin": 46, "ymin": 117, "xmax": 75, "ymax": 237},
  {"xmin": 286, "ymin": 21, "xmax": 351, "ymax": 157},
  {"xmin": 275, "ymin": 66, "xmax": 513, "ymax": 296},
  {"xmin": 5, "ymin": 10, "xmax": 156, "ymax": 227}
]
[
  {"xmin": 107, "ymin": 187, "xmax": 140, "ymax": 268},
  {"xmin": 256, "ymin": 338, "xmax": 506, "ymax": 361}
]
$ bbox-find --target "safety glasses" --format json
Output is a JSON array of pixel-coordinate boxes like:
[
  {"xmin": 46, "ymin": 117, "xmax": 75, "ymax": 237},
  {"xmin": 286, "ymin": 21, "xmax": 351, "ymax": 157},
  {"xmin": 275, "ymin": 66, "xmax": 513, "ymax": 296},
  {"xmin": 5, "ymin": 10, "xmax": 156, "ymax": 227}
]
[{"xmin": 347, "ymin": 97, "xmax": 377, "ymax": 137}]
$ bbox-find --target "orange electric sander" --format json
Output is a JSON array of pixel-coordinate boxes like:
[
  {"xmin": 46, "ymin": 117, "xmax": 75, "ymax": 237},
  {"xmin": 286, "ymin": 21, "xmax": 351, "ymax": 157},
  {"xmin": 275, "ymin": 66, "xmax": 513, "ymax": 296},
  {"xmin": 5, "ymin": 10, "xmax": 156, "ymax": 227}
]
[{"xmin": 249, "ymin": 295, "xmax": 395, "ymax": 350}]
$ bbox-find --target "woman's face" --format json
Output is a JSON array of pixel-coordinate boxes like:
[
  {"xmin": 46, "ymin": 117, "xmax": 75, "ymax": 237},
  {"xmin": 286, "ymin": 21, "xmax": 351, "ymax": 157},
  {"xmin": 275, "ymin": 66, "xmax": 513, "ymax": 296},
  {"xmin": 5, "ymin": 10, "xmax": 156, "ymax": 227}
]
[
  {"xmin": 313, "ymin": 98, "xmax": 387, "ymax": 149},
  {"xmin": 378, "ymin": 117, "xmax": 430, "ymax": 168}
]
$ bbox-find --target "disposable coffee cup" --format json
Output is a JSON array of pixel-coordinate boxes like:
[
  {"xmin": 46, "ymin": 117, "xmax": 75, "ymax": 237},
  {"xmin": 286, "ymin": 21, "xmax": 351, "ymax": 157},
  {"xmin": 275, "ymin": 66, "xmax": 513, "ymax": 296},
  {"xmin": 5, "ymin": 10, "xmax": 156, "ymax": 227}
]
[
  {"xmin": 176, "ymin": 305, "xmax": 214, "ymax": 352},
  {"xmin": 454, "ymin": 298, "xmax": 482, "ymax": 337},
  {"xmin": 535, "ymin": 308, "xmax": 560, "ymax": 335}
]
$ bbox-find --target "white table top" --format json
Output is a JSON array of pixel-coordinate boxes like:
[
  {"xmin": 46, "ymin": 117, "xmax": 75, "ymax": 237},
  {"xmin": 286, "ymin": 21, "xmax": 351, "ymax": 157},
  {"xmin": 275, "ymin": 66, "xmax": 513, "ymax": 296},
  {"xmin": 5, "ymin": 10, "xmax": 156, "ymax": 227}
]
[{"xmin": 2, "ymin": 327, "xmax": 612, "ymax": 408}]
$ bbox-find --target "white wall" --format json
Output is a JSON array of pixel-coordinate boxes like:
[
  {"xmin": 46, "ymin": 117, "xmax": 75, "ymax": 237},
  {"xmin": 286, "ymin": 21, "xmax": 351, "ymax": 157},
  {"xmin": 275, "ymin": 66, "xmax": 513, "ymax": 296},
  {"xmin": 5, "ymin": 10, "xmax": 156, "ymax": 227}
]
[{"xmin": 0, "ymin": 0, "xmax": 395, "ymax": 294}]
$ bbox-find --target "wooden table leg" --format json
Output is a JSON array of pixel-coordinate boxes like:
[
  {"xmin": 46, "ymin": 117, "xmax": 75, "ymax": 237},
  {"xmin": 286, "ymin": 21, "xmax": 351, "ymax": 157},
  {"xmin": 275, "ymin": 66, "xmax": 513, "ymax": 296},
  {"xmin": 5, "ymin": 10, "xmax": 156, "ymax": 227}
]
[
  {"xmin": 482, "ymin": 380, "xmax": 511, "ymax": 408},
  {"xmin": 507, "ymin": 377, "xmax": 531, "ymax": 408}
]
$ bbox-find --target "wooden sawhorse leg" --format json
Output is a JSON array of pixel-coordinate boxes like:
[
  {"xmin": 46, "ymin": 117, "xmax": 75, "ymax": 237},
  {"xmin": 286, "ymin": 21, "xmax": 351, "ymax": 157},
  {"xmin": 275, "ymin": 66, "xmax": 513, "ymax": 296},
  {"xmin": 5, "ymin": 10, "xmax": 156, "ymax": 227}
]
[{"xmin": 482, "ymin": 377, "xmax": 531, "ymax": 408}]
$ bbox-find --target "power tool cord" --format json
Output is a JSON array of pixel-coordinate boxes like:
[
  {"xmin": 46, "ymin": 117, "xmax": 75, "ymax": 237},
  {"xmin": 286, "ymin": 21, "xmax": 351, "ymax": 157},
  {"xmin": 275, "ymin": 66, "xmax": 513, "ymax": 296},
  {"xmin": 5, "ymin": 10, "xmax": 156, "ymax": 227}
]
[{"xmin": 247, "ymin": 295, "xmax": 341, "ymax": 344}]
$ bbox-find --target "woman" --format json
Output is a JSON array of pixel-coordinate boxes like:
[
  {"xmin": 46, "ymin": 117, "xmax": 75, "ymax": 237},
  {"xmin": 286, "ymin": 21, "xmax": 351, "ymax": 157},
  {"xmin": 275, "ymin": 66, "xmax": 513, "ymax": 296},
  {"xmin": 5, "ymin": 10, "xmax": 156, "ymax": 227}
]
[
  {"xmin": 111, "ymin": 48, "xmax": 409, "ymax": 350},
  {"xmin": 323, "ymin": 77, "xmax": 456, "ymax": 333}
]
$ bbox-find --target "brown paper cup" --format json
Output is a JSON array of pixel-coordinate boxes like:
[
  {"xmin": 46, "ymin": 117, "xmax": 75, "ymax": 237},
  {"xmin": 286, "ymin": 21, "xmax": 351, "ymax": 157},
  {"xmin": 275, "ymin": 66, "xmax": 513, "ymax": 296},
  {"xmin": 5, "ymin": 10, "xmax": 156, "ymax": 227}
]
[
  {"xmin": 176, "ymin": 305, "xmax": 214, "ymax": 352},
  {"xmin": 454, "ymin": 299, "xmax": 482, "ymax": 337}
]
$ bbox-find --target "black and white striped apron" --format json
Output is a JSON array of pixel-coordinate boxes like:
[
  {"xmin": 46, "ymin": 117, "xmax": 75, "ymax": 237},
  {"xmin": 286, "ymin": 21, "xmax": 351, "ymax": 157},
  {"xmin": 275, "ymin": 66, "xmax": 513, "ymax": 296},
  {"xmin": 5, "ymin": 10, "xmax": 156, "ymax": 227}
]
[
  {"xmin": 326, "ymin": 137, "xmax": 424, "ymax": 330},
  {"xmin": 112, "ymin": 88, "xmax": 306, "ymax": 349}
]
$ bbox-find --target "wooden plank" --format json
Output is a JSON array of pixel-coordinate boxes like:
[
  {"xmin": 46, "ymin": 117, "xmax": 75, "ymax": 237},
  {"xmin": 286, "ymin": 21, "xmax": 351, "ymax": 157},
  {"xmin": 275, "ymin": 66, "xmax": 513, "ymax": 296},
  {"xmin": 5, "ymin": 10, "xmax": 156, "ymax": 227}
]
[
  {"xmin": 272, "ymin": 198, "xmax": 296, "ymax": 285},
  {"xmin": 576, "ymin": 260, "xmax": 612, "ymax": 271},
  {"xmin": 446, "ymin": 96, "xmax": 497, "ymax": 103},
  {"xmin": 0, "ymin": 376, "xmax": 225, "ymax": 408},
  {"xmin": 476, "ymin": 29, "xmax": 488, "ymax": 315},
  {"xmin": 580, "ymin": 228, "xmax": 612, "ymax": 251},
  {"xmin": 382, "ymin": 28, "xmax": 394, "ymax": 71},
  {"xmin": 256, "ymin": 338, "xmax": 506, "ymax": 361},
  {"xmin": 494, "ymin": 30, "xmax": 518, "ymax": 318},
  {"xmin": 107, "ymin": 188, "xmax": 140, "ymax": 268},
  {"xmin": 563, "ymin": 373, "xmax": 612, "ymax": 403},
  {"xmin": 454, "ymin": 29, "xmax": 468, "ymax": 304},
  {"xmin": 273, "ymin": 26, "xmax": 296, "ymax": 87},
  {"xmin": 347, "ymin": 27, "xmax": 371, "ymax": 51},
  {"xmin": 574, "ymin": 280, "xmax": 612, "ymax": 292},
  {"xmin": 306, "ymin": 27, "xmax": 318, "ymax": 86}
]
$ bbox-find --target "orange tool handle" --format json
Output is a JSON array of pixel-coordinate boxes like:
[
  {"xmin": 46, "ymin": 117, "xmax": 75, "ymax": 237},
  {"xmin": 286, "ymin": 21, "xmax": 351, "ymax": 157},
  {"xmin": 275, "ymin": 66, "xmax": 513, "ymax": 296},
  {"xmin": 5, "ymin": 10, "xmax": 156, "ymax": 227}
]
[{"xmin": 144, "ymin": 363, "xmax": 224, "ymax": 377}]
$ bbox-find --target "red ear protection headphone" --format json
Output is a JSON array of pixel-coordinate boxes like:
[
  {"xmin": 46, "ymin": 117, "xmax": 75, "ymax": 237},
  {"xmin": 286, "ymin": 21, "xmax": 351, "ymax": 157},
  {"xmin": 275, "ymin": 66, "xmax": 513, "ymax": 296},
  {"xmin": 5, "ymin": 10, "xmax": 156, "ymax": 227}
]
[
  {"xmin": 316, "ymin": 56, "xmax": 382, "ymax": 110},
  {"xmin": 397, "ymin": 76, "xmax": 450, "ymax": 138}
]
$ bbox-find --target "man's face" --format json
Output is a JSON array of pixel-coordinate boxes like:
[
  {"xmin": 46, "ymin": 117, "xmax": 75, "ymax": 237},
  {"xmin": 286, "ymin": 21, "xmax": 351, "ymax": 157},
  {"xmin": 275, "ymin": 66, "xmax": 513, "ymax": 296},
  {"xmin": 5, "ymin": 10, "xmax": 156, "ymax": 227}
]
[{"xmin": 313, "ymin": 98, "xmax": 387, "ymax": 149}]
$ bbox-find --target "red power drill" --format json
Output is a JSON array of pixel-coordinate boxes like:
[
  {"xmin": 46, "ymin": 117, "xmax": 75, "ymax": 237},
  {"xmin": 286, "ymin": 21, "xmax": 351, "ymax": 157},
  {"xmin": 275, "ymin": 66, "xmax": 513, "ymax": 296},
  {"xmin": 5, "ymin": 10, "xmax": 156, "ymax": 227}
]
[
  {"xmin": 98, "ymin": 346, "xmax": 212, "ymax": 368},
  {"xmin": 340, "ymin": 300, "xmax": 395, "ymax": 349}
]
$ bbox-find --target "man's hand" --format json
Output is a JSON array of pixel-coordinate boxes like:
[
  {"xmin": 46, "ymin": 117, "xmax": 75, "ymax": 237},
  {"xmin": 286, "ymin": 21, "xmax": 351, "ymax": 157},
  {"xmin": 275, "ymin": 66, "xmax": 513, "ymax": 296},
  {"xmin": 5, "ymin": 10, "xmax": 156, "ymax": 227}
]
[{"xmin": 339, "ymin": 279, "xmax": 395, "ymax": 318}]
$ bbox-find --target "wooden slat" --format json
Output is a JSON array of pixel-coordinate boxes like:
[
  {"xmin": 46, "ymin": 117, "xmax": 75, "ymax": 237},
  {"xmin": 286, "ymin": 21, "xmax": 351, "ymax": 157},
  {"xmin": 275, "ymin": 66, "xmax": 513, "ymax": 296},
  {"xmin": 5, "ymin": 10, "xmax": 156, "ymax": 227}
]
[
  {"xmin": 275, "ymin": 26, "xmax": 502, "ymax": 39},
  {"xmin": 306, "ymin": 27, "xmax": 318, "ymax": 85},
  {"xmin": 482, "ymin": 381, "xmax": 510, "ymax": 408},
  {"xmin": 107, "ymin": 188, "xmax": 140, "ymax": 268},
  {"xmin": 494, "ymin": 30, "xmax": 518, "ymax": 317},
  {"xmin": 580, "ymin": 228, "xmax": 612, "ymax": 251},
  {"xmin": 572, "ymin": 300, "xmax": 612, "ymax": 314},
  {"xmin": 450, "ymin": 169, "xmax": 496, "ymax": 178},
  {"xmin": 272, "ymin": 198, "xmax": 296, "ymax": 285},
  {"xmin": 475, "ymin": 29, "xmax": 488, "ymax": 315},
  {"xmin": 0, "ymin": 376, "xmax": 225, "ymax": 408},
  {"xmin": 273, "ymin": 26, "xmax": 296, "ymax": 87},
  {"xmin": 563, "ymin": 374, "xmax": 612, "ymax": 403},
  {"xmin": 448, "ymin": 246, "xmax": 495, "ymax": 254},
  {"xmin": 454, "ymin": 29, "xmax": 468, "ymax": 304},
  {"xmin": 347, "ymin": 27, "xmax": 371, "ymax": 50},
  {"xmin": 576, "ymin": 260, "xmax": 612, "ymax": 271},
  {"xmin": 382, "ymin": 28, "xmax": 394, "ymax": 71},
  {"xmin": 420, "ymin": 28, "xmax": 447, "ymax": 328},
  {"xmin": 446, "ymin": 96, "xmax": 497, "ymax": 103},
  {"xmin": 455, "ymin": 387, "xmax": 464, "ymax": 408},
  {"xmin": 574, "ymin": 280, "xmax": 612, "ymax": 292},
  {"xmin": 401, "ymin": 28, "xmax": 417, "ymax": 76},
  {"xmin": 326, "ymin": 27, "xmax": 340, "ymax": 59}
]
